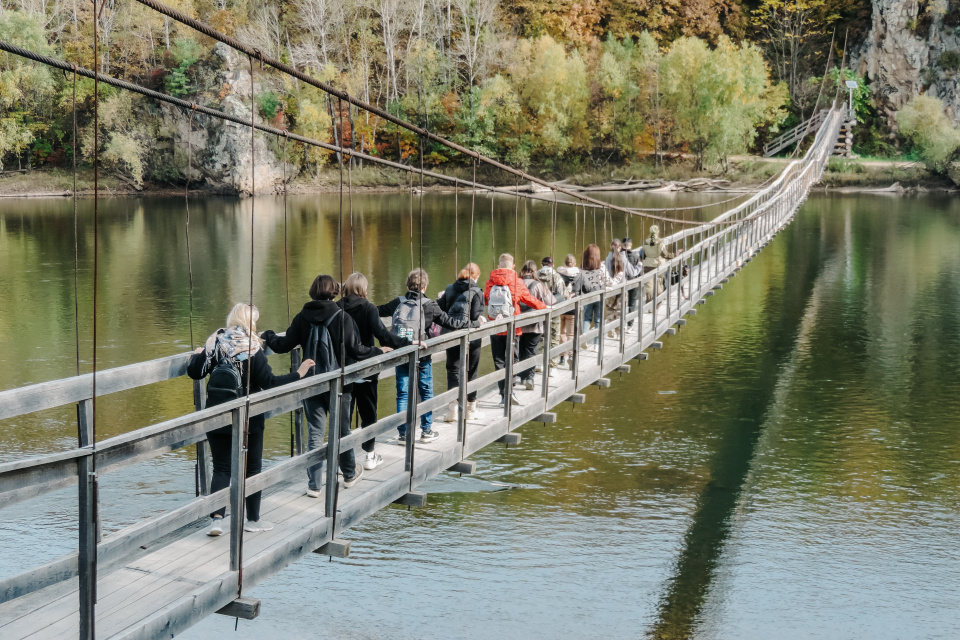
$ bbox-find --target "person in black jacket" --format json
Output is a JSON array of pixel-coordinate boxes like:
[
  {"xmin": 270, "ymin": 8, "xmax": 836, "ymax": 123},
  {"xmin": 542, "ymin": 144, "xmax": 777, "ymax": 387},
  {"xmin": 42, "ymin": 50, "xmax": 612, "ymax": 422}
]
[
  {"xmin": 188, "ymin": 303, "xmax": 314, "ymax": 537},
  {"xmin": 261, "ymin": 275, "xmax": 385, "ymax": 497},
  {"xmin": 338, "ymin": 272, "xmax": 410, "ymax": 471},
  {"xmin": 437, "ymin": 263, "xmax": 485, "ymax": 423},
  {"xmin": 377, "ymin": 268, "xmax": 478, "ymax": 443}
]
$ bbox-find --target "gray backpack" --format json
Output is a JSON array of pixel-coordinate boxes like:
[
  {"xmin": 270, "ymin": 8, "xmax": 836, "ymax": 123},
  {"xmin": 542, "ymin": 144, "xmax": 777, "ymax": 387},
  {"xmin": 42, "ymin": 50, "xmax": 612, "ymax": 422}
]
[{"xmin": 391, "ymin": 296, "xmax": 427, "ymax": 341}]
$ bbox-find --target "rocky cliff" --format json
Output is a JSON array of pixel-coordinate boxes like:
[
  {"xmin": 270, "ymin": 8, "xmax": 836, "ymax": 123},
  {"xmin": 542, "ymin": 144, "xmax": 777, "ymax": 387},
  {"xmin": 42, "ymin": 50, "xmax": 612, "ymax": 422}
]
[
  {"xmin": 155, "ymin": 43, "xmax": 287, "ymax": 194},
  {"xmin": 856, "ymin": 0, "xmax": 960, "ymax": 125}
]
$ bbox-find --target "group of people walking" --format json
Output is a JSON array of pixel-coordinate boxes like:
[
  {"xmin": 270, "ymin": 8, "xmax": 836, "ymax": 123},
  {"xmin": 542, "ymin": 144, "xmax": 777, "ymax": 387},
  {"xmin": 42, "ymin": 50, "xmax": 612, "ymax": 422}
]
[{"xmin": 188, "ymin": 226, "xmax": 677, "ymax": 536}]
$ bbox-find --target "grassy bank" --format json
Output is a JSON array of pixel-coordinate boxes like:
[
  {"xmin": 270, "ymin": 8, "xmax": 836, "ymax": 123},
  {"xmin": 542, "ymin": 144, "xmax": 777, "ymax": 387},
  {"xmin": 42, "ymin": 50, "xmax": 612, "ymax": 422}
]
[{"xmin": 1, "ymin": 157, "xmax": 953, "ymax": 197}]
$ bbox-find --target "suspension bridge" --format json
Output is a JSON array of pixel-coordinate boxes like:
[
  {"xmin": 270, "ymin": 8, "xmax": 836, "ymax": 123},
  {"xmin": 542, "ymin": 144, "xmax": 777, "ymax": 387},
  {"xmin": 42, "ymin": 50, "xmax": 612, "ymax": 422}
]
[{"xmin": 0, "ymin": 2, "xmax": 846, "ymax": 637}]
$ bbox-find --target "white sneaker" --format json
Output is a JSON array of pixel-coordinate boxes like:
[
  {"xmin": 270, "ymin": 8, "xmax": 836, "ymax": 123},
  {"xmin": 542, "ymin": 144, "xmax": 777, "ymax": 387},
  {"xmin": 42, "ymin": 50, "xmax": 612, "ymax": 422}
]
[
  {"xmin": 306, "ymin": 488, "xmax": 322, "ymax": 498},
  {"xmin": 363, "ymin": 452, "xmax": 383, "ymax": 470},
  {"xmin": 443, "ymin": 402, "xmax": 458, "ymax": 423},
  {"xmin": 523, "ymin": 380, "xmax": 534, "ymax": 391},
  {"xmin": 244, "ymin": 519, "xmax": 274, "ymax": 533},
  {"xmin": 466, "ymin": 401, "xmax": 477, "ymax": 419},
  {"xmin": 207, "ymin": 518, "xmax": 224, "ymax": 537},
  {"xmin": 535, "ymin": 365, "xmax": 543, "ymax": 373}
]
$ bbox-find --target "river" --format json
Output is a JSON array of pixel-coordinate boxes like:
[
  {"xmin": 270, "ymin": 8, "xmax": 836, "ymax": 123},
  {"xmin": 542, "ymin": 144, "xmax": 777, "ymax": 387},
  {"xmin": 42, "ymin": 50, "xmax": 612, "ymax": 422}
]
[{"xmin": 0, "ymin": 191, "xmax": 958, "ymax": 639}]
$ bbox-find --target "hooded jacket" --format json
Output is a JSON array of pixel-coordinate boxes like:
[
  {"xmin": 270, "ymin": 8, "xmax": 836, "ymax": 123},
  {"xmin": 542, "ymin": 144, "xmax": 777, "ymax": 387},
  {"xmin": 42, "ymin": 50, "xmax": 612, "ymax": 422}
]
[
  {"xmin": 537, "ymin": 266, "xmax": 569, "ymax": 302},
  {"xmin": 376, "ymin": 291, "xmax": 477, "ymax": 332},
  {"xmin": 522, "ymin": 277, "xmax": 555, "ymax": 334},
  {"xmin": 338, "ymin": 294, "xmax": 409, "ymax": 350},
  {"xmin": 484, "ymin": 268, "xmax": 547, "ymax": 336},
  {"xmin": 262, "ymin": 299, "xmax": 381, "ymax": 369},
  {"xmin": 438, "ymin": 278, "xmax": 484, "ymax": 335},
  {"xmin": 641, "ymin": 234, "xmax": 674, "ymax": 269},
  {"xmin": 574, "ymin": 264, "xmax": 613, "ymax": 297}
]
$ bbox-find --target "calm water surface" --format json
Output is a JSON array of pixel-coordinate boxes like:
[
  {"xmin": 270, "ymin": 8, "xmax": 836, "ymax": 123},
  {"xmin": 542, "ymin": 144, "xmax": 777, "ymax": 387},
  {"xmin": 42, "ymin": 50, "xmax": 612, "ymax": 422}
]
[{"xmin": 0, "ymin": 191, "xmax": 958, "ymax": 639}]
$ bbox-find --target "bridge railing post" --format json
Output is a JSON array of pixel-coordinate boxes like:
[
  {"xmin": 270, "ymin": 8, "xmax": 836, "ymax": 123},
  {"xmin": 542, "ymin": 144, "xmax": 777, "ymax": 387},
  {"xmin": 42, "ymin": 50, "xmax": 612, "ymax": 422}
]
[
  {"xmin": 403, "ymin": 351, "xmax": 419, "ymax": 471},
  {"xmin": 193, "ymin": 380, "xmax": 211, "ymax": 495},
  {"xmin": 290, "ymin": 347, "xmax": 305, "ymax": 455},
  {"xmin": 572, "ymin": 299, "xmax": 582, "ymax": 384},
  {"xmin": 325, "ymin": 376, "xmax": 343, "ymax": 515},
  {"xmin": 456, "ymin": 334, "xmax": 468, "ymax": 443},
  {"xmin": 597, "ymin": 290, "xmax": 606, "ymax": 366},
  {"xmin": 77, "ymin": 396, "xmax": 98, "ymax": 640},
  {"xmin": 541, "ymin": 308, "xmax": 552, "ymax": 402},
  {"xmin": 504, "ymin": 317, "xmax": 516, "ymax": 418},
  {"xmin": 228, "ymin": 406, "xmax": 246, "ymax": 572}
]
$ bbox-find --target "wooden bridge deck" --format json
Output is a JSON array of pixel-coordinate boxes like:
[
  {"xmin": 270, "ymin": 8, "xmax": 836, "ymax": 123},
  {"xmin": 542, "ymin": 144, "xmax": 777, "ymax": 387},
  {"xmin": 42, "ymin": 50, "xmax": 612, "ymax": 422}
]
[{"xmin": 0, "ymin": 107, "xmax": 842, "ymax": 640}]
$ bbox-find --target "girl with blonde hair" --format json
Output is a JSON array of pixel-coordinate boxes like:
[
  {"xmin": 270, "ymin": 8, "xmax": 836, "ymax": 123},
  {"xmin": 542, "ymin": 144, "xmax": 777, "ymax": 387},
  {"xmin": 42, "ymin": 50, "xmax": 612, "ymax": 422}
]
[{"xmin": 188, "ymin": 303, "xmax": 314, "ymax": 537}]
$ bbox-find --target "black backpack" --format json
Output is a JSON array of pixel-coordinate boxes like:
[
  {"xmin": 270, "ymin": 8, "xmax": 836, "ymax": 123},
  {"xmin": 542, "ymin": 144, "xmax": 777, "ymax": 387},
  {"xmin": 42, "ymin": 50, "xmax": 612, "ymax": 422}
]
[
  {"xmin": 305, "ymin": 311, "xmax": 341, "ymax": 376},
  {"xmin": 446, "ymin": 287, "xmax": 475, "ymax": 326},
  {"xmin": 206, "ymin": 332, "xmax": 244, "ymax": 407}
]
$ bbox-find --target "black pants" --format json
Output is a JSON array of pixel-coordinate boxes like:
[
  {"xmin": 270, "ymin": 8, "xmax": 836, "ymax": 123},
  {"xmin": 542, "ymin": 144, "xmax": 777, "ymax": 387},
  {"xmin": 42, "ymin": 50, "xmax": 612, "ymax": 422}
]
[
  {"xmin": 490, "ymin": 334, "xmax": 519, "ymax": 397},
  {"xmin": 207, "ymin": 419, "xmax": 264, "ymax": 522},
  {"xmin": 627, "ymin": 285, "xmax": 638, "ymax": 325},
  {"xmin": 351, "ymin": 375, "xmax": 378, "ymax": 452},
  {"xmin": 445, "ymin": 339, "xmax": 481, "ymax": 402},
  {"xmin": 517, "ymin": 333, "xmax": 541, "ymax": 382},
  {"xmin": 303, "ymin": 384, "xmax": 356, "ymax": 490}
]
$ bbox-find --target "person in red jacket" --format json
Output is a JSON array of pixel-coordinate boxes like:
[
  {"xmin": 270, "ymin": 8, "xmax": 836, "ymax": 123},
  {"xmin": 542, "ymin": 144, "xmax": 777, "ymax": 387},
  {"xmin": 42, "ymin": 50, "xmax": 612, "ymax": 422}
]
[{"xmin": 484, "ymin": 253, "xmax": 548, "ymax": 406}]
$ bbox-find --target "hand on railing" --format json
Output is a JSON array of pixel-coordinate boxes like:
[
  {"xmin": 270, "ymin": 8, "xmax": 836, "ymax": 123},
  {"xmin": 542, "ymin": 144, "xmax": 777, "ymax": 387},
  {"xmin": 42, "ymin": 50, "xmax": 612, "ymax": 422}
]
[
  {"xmin": 381, "ymin": 346, "xmax": 394, "ymax": 353},
  {"xmin": 297, "ymin": 359, "xmax": 315, "ymax": 378}
]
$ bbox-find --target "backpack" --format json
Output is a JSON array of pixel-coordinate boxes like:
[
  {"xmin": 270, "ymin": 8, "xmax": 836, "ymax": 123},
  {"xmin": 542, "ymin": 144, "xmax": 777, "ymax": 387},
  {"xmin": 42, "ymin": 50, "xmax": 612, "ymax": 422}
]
[
  {"xmin": 446, "ymin": 287, "xmax": 475, "ymax": 325},
  {"xmin": 487, "ymin": 284, "xmax": 514, "ymax": 319},
  {"xmin": 205, "ymin": 333, "xmax": 244, "ymax": 407},
  {"xmin": 623, "ymin": 250, "xmax": 642, "ymax": 278},
  {"xmin": 391, "ymin": 296, "xmax": 428, "ymax": 342},
  {"xmin": 305, "ymin": 311, "xmax": 341, "ymax": 376},
  {"xmin": 580, "ymin": 270, "xmax": 604, "ymax": 294}
]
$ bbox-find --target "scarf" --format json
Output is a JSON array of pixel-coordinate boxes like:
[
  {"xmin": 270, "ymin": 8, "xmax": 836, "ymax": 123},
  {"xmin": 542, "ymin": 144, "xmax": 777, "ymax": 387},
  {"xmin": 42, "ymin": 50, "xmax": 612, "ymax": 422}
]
[{"xmin": 204, "ymin": 325, "xmax": 261, "ymax": 362}]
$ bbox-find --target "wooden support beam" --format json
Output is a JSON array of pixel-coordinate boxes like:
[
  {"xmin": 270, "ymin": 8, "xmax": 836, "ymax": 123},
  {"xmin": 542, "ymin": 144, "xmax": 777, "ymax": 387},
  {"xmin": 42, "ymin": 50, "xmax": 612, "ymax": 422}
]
[
  {"xmin": 496, "ymin": 432, "xmax": 522, "ymax": 445},
  {"xmin": 712, "ymin": 284, "xmax": 723, "ymax": 291},
  {"xmin": 697, "ymin": 299, "xmax": 706, "ymax": 305},
  {"xmin": 314, "ymin": 538, "xmax": 351, "ymax": 558},
  {"xmin": 676, "ymin": 319, "xmax": 687, "ymax": 326},
  {"xmin": 534, "ymin": 412, "xmax": 557, "ymax": 424},
  {"xmin": 704, "ymin": 291, "xmax": 715, "ymax": 297},
  {"xmin": 591, "ymin": 378, "xmax": 611, "ymax": 388},
  {"xmin": 393, "ymin": 492, "xmax": 427, "ymax": 507},
  {"xmin": 634, "ymin": 352, "xmax": 649, "ymax": 361},
  {"xmin": 216, "ymin": 597, "xmax": 260, "ymax": 620},
  {"xmin": 615, "ymin": 364, "xmax": 631, "ymax": 373},
  {"xmin": 650, "ymin": 342, "xmax": 663, "ymax": 350},
  {"xmin": 665, "ymin": 328, "xmax": 677, "ymax": 335},
  {"xmin": 686, "ymin": 309, "xmax": 697, "ymax": 316},
  {"xmin": 721, "ymin": 278, "xmax": 729, "ymax": 283},
  {"xmin": 447, "ymin": 460, "xmax": 477, "ymax": 474},
  {"xmin": 566, "ymin": 393, "xmax": 586, "ymax": 404}
]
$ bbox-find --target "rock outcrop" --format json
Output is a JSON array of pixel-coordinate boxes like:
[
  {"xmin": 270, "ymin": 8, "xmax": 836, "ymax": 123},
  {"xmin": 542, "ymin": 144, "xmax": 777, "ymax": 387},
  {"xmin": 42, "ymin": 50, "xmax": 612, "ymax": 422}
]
[
  {"xmin": 159, "ymin": 42, "xmax": 287, "ymax": 194},
  {"xmin": 855, "ymin": 0, "xmax": 960, "ymax": 125}
]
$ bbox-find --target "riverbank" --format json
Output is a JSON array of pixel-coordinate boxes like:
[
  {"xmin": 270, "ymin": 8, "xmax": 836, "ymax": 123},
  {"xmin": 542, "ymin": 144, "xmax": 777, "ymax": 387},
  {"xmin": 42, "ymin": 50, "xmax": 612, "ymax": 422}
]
[{"xmin": 0, "ymin": 157, "xmax": 953, "ymax": 197}]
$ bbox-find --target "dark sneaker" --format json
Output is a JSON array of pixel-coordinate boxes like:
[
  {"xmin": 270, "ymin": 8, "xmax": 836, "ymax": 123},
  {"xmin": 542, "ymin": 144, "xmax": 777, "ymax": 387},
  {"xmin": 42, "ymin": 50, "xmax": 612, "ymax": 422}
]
[
  {"xmin": 343, "ymin": 466, "xmax": 364, "ymax": 488},
  {"xmin": 420, "ymin": 429, "xmax": 439, "ymax": 443},
  {"xmin": 397, "ymin": 432, "xmax": 406, "ymax": 445}
]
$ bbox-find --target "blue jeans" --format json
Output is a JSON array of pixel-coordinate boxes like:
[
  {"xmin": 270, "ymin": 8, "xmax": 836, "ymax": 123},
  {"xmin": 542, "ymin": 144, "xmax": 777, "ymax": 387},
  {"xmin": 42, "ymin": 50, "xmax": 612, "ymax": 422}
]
[
  {"xmin": 396, "ymin": 359, "xmax": 433, "ymax": 435},
  {"xmin": 582, "ymin": 301, "xmax": 602, "ymax": 345}
]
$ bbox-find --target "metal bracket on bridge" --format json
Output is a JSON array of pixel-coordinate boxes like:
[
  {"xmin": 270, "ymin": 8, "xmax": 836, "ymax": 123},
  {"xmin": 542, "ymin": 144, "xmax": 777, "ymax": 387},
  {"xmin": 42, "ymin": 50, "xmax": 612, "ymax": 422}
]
[
  {"xmin": 314, "ymin": 538, "xmax": 351, "ymax": 558},
  {"xmin": 394, "ymin": 492, "xmax": 428, "ymax": 507},
  {"xmin": 216, "ymin": 597, "xmax": 261, "ymax": 620},
  {"xmin": 497, "ymin": 432, "xmax": 522, "ymax": 445},
  {"xmin": 534, "ymin": 412, "xmax": 557, "ymax": 423},
  {"xmin": 448, "ymin": 460, "xmax": 477, "ymax": 474}
]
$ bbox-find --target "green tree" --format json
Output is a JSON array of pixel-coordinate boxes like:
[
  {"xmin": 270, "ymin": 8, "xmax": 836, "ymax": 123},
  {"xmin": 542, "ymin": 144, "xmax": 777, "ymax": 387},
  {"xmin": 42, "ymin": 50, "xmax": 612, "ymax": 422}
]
[
  {"xmin": 896, "ymin": 95, "xmax": 960, "ymax": 175},
  {"xmin": 0, "ymin": 10, "xmax": 56, "ymax": 170},
  {"xmin": 660, "ymin": 36, "xmax": 786, "ymax": 170}
]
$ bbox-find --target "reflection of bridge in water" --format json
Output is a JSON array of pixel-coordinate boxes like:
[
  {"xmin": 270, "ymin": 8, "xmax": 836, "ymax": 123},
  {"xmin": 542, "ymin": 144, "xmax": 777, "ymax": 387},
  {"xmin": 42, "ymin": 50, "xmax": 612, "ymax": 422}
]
[{"xmin": 0, "ymin": 4, "xmax": 845, "ymax": 636}]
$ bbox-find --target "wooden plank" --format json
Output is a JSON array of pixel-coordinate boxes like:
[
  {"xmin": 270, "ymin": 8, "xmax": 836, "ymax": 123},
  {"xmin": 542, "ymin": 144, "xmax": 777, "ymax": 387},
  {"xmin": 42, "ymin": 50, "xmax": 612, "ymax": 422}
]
[
  {"xmin": 215, "ymin": 597, "xmax": 260, "ymax": 620},
  {"xmin": 393, "ymin": 492, "xmax": 427, "ymax": 507}
]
